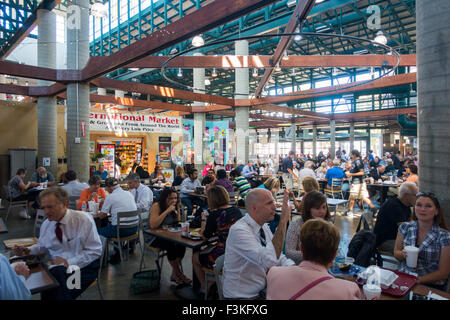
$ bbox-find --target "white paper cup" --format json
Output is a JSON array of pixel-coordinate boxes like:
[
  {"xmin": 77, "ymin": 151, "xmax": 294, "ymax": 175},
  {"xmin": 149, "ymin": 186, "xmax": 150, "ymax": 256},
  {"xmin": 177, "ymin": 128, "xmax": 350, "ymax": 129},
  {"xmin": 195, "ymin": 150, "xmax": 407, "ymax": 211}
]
[
  {"xmin": 404, "ymin": 245, "xmax": 420, "ymax": 268},
  {"xmin": 363, "ymin": 284, "xmax": 382, "ymax": 300},
  {"xmin": 181, "ymin": 222, "xmax": 189, "ymax": 236}
]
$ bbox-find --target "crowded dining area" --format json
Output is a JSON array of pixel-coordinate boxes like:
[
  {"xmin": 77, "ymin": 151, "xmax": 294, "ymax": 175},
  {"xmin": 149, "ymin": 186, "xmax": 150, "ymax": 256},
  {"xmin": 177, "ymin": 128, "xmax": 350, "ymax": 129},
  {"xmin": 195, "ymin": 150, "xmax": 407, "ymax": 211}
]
[{"xmin": 0, "ymin": 0, "xmax": 449, "ymax": 304}]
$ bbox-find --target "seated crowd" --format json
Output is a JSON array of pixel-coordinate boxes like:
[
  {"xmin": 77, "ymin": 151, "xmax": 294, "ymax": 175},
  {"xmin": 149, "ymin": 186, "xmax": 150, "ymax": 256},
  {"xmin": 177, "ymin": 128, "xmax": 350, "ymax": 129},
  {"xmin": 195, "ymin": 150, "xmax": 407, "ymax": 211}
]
[{"xmin": 2, "ymin": 150, "xmax": 449, "ymax": 300}]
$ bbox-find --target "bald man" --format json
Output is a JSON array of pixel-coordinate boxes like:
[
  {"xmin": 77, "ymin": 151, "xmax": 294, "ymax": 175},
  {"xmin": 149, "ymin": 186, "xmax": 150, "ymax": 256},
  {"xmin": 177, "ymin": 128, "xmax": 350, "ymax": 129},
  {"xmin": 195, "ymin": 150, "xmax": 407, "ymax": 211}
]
[{"xmin": 222, "ymin": 188, "xmax": 295, "ymax": 299}]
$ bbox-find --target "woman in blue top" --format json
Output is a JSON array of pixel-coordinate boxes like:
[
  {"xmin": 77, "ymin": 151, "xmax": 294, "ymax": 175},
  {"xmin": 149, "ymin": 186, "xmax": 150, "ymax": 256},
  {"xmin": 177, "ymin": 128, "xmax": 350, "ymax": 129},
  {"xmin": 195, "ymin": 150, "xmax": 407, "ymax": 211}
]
[{"xmin": 394, "ymin": 192, "xmax": 450, "ymax": 290}]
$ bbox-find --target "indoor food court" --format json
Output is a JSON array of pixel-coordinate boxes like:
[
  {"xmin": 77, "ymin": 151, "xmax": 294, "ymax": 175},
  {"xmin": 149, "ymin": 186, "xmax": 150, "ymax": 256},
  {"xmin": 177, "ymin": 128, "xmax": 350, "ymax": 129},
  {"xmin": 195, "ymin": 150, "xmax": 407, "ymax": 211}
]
[{"xmin": 0, "ymin": 0, "xmax": 449, "ymax": 302}]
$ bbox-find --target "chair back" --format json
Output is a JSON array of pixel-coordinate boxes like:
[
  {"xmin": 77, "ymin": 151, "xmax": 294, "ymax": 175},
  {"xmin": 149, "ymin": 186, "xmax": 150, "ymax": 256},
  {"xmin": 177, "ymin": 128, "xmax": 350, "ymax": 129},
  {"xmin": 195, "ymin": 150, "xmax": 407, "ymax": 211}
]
[
  {"xmin": 331, "ymin": 178, "xmax": 343, "ymax": 188},
  {"xmin": 34, "ymin": 209, "xmax": 47, "ymax": 237},
  {"xmin": 117, "ymin": 210, "xmax": 140, "ymax": 229},
  {"xmin": 2, "ymin": 185, "xmax": 12, "ymax": 202},
  {"xmin": 68, "ymin": 196, "xmax": 80, "ymax": 210},
  {"xmin": 213, "ymin": 254, "xmax": 225, "ymax": 300},
  {"xmin": 228, "ymin": 192, "xmax": 237, "ymax": 206}
]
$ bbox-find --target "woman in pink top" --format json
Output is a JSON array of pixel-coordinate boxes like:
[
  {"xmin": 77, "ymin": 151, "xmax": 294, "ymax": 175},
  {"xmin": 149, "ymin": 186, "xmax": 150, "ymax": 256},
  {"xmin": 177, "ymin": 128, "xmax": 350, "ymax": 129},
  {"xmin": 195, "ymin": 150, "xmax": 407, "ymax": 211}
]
[
  {"xmin": 202, "ymin": 159, "xmax": 215, "ymax": 177},
  {"xmin": 267, "ymin": 219, "xmax": 361, "ymax": 300}
]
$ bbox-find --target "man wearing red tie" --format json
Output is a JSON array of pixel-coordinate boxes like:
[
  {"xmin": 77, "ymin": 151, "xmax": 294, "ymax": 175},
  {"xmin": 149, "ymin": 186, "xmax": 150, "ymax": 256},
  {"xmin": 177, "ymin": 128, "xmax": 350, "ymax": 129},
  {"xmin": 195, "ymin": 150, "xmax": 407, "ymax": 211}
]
[{"xmin": 14, "ymin": 187, "xmax": 102, "ymax": 300}]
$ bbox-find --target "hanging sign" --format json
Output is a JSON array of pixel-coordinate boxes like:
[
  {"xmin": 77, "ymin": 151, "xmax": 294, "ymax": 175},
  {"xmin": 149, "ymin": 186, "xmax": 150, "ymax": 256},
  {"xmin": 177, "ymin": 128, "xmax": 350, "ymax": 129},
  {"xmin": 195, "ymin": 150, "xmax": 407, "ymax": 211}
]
[{"xmin": 89, "ymin": 111, "xmax": 182, "ymax": 134}]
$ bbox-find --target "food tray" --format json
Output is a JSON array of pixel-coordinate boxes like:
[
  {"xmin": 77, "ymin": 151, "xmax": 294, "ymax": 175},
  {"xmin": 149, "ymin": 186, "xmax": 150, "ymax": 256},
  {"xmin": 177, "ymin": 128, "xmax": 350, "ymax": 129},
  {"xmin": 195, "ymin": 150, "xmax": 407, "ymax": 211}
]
[
  {"xmin": 356, "ymin": 268, "xmax": 417, "ymax": 297},
  {"xmin": 3, "ymin": 237, "xmax": 38, "ymax": 249}
]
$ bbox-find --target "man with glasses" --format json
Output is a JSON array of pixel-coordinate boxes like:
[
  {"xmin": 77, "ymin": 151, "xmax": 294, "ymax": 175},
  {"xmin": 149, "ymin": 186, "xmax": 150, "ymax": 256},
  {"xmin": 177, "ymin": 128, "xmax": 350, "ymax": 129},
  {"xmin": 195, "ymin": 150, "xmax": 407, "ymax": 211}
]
[
  {"xmin": 373, "ymin": 182, "xmax": 418, "ymax": 254},
  {"xmin": 127, "ymin": 173, "xmax": 153, "ymax": 214}
]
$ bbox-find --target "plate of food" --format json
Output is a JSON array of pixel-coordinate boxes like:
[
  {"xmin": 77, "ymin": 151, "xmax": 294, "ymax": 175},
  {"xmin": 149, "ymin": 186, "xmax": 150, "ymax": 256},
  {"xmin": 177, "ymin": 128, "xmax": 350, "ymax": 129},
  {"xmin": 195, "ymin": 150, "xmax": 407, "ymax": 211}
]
[
  {"xmin": 9, "ymin": 255, "xmax": 40, "ymax": 268},
  {"xmin": 189, "ymin": 228, "xmax": 201, "ymax": 237}
]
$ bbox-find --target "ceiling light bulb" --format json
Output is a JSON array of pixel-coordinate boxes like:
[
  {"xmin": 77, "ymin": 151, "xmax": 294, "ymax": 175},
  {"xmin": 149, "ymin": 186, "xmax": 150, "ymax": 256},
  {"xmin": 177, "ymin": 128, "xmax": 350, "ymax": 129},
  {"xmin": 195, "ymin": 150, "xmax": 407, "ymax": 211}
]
[
  {"xmin": 177, "ymin": 68, "xmax": 183, "ymax": 78},
  {"xmin": 282, "ymin": 50, "xmax": 289, "ymax": 60},
  {"xmin": 205, "ymin": 78, "xmax": 211, "ymax": 86},
  {"xmin": 294, "ymin": 27, "xmax": 302, "ymax": 41},
  {"xmin": 211, "ymin": 68, "xmax": 217, "ymax": 77},
  {"xmin": 374, "ymin": 30, "xmax": 387, "ymax": 45},
  {"xmin": 192, "ymin": 35, "xmax": 204, "ymax": 47},
  {"xmin": 275, "ymin": 62, "xmax": 281, "ymax": 72},
  {"xmin": 252, "ymin": 68, "xmax": 258, "ymax": 77}
]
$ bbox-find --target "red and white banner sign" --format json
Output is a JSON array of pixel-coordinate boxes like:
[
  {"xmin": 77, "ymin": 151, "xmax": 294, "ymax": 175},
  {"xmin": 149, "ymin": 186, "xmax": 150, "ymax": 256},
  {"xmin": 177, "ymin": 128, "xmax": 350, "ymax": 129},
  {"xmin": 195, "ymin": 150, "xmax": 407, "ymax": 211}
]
[{"xmin": 89, "ymin": 111, "xmax": 182, "ymax": 134}]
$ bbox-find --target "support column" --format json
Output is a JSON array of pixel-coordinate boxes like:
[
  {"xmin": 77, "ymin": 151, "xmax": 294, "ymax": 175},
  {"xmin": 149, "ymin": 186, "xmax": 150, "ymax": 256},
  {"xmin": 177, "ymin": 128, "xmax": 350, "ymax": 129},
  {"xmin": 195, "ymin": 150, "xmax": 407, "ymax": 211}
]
[
  {"xmin": 350, "ymin": 122, "xmax": 355, "ymax": 152},
  {"xmin": 330, "ymin": 119, "xmax": 336, "ymax": 159},
  {"xmin": 312, "ymin": 125, "xmax": 317, "ymax": 158},
  {"xmin": 37, "ymin": 9, "xmax": 57, "ymax": 176},
  {"xmin": 302, "ymin": 129, "xmax": 308, "ymax": 155},
  {"xmin": 66, "ymin": 0, "xmax": 90, "ymax": 182},
  {"xmin": 97, "ymin": 88, "xmax": 106, "ymax": 95},
  {"xmin": 417, "ymin": 0, "xmax": 450, "ymax": 223},
  {"xmin": 115, "ymin": 90, "xmax": 124, "ymax": 97},
  {"xmin": 193, "ymin": 53, "xmax": 206, "ymax": 173},
  {"xmin": 0, "ymin": 75, "xmax": 5, "ymax": 100},
  {"xmin": 235, "ymin": 40, "xmax": 249, "ymax": 164},
  {"xmin": 290, "ymin": 123, "xmax": 296, "ymax": 153}
]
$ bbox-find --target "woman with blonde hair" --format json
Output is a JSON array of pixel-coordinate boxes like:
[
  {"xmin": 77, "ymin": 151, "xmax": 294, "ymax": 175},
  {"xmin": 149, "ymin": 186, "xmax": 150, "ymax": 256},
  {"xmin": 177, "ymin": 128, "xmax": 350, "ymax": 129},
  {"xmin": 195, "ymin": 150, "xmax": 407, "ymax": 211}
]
[
  {"xmin": 290, "ymin": 177, "xmax": 320, "ymax": 213},
  {"xmin": 173, "ymin": 165, "xmax": 186, "ymax": 187}
]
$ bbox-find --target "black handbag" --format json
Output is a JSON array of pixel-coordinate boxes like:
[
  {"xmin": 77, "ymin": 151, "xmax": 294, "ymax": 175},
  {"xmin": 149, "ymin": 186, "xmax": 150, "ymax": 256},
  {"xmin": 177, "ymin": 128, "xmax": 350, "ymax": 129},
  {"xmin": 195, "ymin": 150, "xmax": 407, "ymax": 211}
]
[{"xmin": 130, "ymin": 269, "xmax": 160, "ymax": 295}]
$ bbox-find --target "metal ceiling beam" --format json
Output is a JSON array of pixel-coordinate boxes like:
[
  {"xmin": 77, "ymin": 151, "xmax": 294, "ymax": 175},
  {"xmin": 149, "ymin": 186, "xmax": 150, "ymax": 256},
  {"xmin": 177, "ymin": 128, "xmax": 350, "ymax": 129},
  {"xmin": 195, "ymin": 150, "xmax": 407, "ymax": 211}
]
[
  {"xmin": 253, "ymin": 103, "xmax": 331, "ymax": 119},
  {"xmin": 82, "ymin": 0, "xmax": 280, "ymax": 81},
  {"xmin": 255, "ymin": 0, "xmax": 316, "ymax": 97}
]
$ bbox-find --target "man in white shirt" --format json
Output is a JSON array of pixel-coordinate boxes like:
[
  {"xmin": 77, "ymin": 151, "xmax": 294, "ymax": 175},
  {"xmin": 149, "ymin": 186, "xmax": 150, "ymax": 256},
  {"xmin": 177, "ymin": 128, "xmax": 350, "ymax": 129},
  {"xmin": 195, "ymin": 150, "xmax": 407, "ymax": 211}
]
[
  {"xmin": 97, "ymin": 178, "xmax": 138, "ymax": 263},
  {"xmin": 223, "ymin": 188, "xmax": 294, "ymax": 299},
  {"xmin": 62, "ymin": 170, "xmax": 89, "ymax": 198},
  {"xmin": 13, "ymin": 187, "xmax": 102, "ymax": 300},
  {"xmin": 126, "ymin": 173, "xmax": 153, "ymax": 214},
  {"xmin": 180, "ymin": 168, "xmax": 207, "ymax": 216},
  {"xmin": 0, "ymin": 253, "xmax": 31, "ymax": 300},
  {"xmin": 299, "ymin": 161, "xmax": 316, "ymax": 180}
]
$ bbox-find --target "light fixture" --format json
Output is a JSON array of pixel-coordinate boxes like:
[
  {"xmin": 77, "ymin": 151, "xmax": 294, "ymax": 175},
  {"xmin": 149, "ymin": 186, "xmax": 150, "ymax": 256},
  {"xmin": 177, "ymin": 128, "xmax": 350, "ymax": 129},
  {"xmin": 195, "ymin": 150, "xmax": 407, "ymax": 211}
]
[
  {"xmin": 205, "ymin": 78, "xmax": 211, "ymax": 86},
  {"xmin": 274, "ymin": 62, "xmax": 281, "ymax": 72},
  {"xmin": 177, "ymin": 68, "xmax": 183, "ymax": 78},
  {"xmin": 91, "ymin": 2, "xmax": 108, "ymax": 18},
  {"xmin": 294, "ymin": 27, "xmax": 302, "ymax": 41},
  {"xmin": 291, "ymin": 68, "xmax": 296, "ymax": 76},
  {"xmin": 383, "ymin": 144, "xmax": 386, "ymax": 147},
  {"xmin": 129, "ymin": 68, "xmax": 139, "ymax": 71},
  {"xmin": 282, "ymin": 50, "xmax": 289, "ymax": 60},
  {"xmin": 252, "ymin": 68, "xmax": 258, "ymax": 77},
  {"xmin": 192, "ymin": 34, "xmax": 204, "ymax": 47},
  {"xmin": 374, "ymin": 30, "xmax": 388, "ymax": 45},
  {"xmin": 211, "ymin": 68, "xmax": 218, "ymax": 77}
]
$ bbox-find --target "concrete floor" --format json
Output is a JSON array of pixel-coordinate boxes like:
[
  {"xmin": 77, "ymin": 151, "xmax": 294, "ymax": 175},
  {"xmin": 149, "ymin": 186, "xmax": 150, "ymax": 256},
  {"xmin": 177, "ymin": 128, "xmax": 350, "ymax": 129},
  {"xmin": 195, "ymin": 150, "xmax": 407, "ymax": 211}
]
[{"xmin": 0, "ymin": 202, "xmax": 388, "ymax": 300}]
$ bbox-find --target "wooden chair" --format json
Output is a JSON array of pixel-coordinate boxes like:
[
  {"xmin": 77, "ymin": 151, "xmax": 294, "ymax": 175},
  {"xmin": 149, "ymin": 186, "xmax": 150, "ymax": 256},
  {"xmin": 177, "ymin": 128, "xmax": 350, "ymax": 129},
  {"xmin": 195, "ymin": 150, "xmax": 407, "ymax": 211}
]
[
  {"xmin": 108, "ymin": 210, "xmax": 141, "ymax": 263},
  {"xmin": 324, "ymin": 178, "xmax": 344, "ymax": 199},
  {"xmin": 2, "ymin": 185, "xmax": 28, "ymax": 222}
]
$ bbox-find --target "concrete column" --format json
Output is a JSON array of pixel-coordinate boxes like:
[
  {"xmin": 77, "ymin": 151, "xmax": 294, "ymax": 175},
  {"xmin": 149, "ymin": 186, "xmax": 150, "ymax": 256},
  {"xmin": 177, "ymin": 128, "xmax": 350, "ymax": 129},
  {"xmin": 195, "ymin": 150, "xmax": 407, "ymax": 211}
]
[
  {"xmin": 235, "ymin": 40, "xmax": 249, "ymax": 164},
  {"xmin": 97, "ymin": 88, "xmax": 106, "ymax": 95},
  {"xmin": 193, "ymin": 53, "xmax": 206, "ymax": 173},
  {"xmin": 290, "ymin": 123, "xmax": 297, "ymax": 153},
  {"xmin": 312, "ymin": 125, "xmax": 317, "ymax": 157},
  {"xmin": 66, "ymin": 0, "xmax": 90, "ymax": 182},
  {"xmin": 330, "ymin": 119, "xmax": 336, "ymax": 159},
  {"xmin": 417, "ymin": 0, "xmax": 450, "ymax": 224},
  {"xmin": 302, "ymin": 129, "xmax": 308, "ymax": 154},
  {"xmin": 37, "ymin": 9, "xmax": 58, "ymax": 176},
  {"xmin": 0, "ymin": 75, "xmax": 5, "ymax": 100},
  {"xmin": 350, "ymin": 122, "xmax": 355, "ymax": 151}
]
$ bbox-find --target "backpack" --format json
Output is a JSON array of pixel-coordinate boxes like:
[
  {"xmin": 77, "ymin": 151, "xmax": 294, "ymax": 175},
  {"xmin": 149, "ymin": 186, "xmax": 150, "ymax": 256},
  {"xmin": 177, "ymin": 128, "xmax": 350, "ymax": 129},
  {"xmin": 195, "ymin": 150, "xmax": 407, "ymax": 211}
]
[{"xmin": 347, "ymin": 230, "xmax": 378, "ymax": 267}]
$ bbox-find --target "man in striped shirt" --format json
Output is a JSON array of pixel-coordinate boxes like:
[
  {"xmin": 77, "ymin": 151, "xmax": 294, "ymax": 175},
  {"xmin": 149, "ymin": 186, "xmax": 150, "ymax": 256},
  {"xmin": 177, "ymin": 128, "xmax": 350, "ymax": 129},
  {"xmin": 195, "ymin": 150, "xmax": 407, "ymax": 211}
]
[{"xmin": 230, "ymin": 169, "xmax": 251, "ymax": 207}]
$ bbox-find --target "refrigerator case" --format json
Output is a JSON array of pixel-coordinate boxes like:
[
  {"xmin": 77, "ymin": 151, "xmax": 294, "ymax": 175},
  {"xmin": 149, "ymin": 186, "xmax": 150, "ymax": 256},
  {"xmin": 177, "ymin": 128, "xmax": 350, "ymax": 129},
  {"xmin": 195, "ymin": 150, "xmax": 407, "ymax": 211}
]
[{"xmin": 100, "ymin": 144, "xmax": 115, "ymax": 178}]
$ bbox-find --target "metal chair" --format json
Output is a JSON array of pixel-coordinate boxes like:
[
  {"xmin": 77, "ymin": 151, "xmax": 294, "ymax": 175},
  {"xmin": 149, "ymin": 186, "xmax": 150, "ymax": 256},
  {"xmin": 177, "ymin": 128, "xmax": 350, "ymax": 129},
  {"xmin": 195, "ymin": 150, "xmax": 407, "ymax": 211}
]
[
  {"xmin": 2, "ymin": 185, "xmax": 28, "ymax": 222},
  {"xmin": 213, "ymin": 254, "xmax": 225, "ymax": 300},
  {"xmin": 68, "ymin": 196, "xmax": 80, "ymax": 210},
  {"xmin": 324, "ymin": 178, "xmax": 344, "ymax": 199},
  {"xmin": 108, "ymin": 210, "xmax": 141, "ymax": 263},
  {"xmin": 376, "ymin": 248, "xmax": 399, "ymax": 269},
  {"xmin": 203, "ymin": 266, "xmax": 216, "ymax": 300},
  {"xmin": 228, "ymin": 192, "xmax": 237, "ymax": 206},
  {"xmin": 33, "ymin": 209, "xmax": 47, "ymax": 238},
  {"xmin": 80, "ymin": 235, "xmax": 106, "ymax": 300},
  {"xmin": 356, "ymin": 210, "xmax": 375, "ymax": 232}
]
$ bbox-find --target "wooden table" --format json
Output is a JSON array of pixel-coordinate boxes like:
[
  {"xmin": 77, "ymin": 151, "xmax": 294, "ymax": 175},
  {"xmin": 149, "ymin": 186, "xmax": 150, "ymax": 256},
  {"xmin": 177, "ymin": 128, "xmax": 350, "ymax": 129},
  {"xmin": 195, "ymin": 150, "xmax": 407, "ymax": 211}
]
[
  {"xmin": 186, "ymin": 192, "xmax": 208, "ymax": 200},
  {"xmin": 26, "ymin": 263, "xmax": 59, "ymax": 295},
  {"xmin": 0, "ymin": 217, "xmax": 7, "ymax": 234},
  {"xmin": 3, "ymin": 237, "xmax": 38, "ymax": 249},
  {"xmin": 367, "ymin": 182, "xmax": 400, "ymax": 204}
]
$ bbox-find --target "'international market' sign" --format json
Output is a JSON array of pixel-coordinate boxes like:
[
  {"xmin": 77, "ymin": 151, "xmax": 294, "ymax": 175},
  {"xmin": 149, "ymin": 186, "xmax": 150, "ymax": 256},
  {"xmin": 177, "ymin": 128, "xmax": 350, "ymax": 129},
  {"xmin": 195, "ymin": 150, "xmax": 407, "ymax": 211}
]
[{"xmin": 89, "ymin": 111, "xmax": 182, "ymax": 134}]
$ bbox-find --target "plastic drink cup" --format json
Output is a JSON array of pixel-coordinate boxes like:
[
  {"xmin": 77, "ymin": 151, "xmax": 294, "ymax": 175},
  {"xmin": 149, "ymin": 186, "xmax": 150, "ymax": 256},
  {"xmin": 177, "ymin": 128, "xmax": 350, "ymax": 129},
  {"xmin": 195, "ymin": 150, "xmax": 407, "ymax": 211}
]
[
  {"xmin": 370, "ymin": 177, "xmax": 375, "ymax": 184},
  {"xmin": 363, "ymin": 284, "xmax": 382, "ymax": 300},
  {"xmin": 181, "ymin": 222, "xmax": 189, "ymax": 236},
  {"xmin": 404, "ymin": 246, "xmax": 420, "ymax": 268}
]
